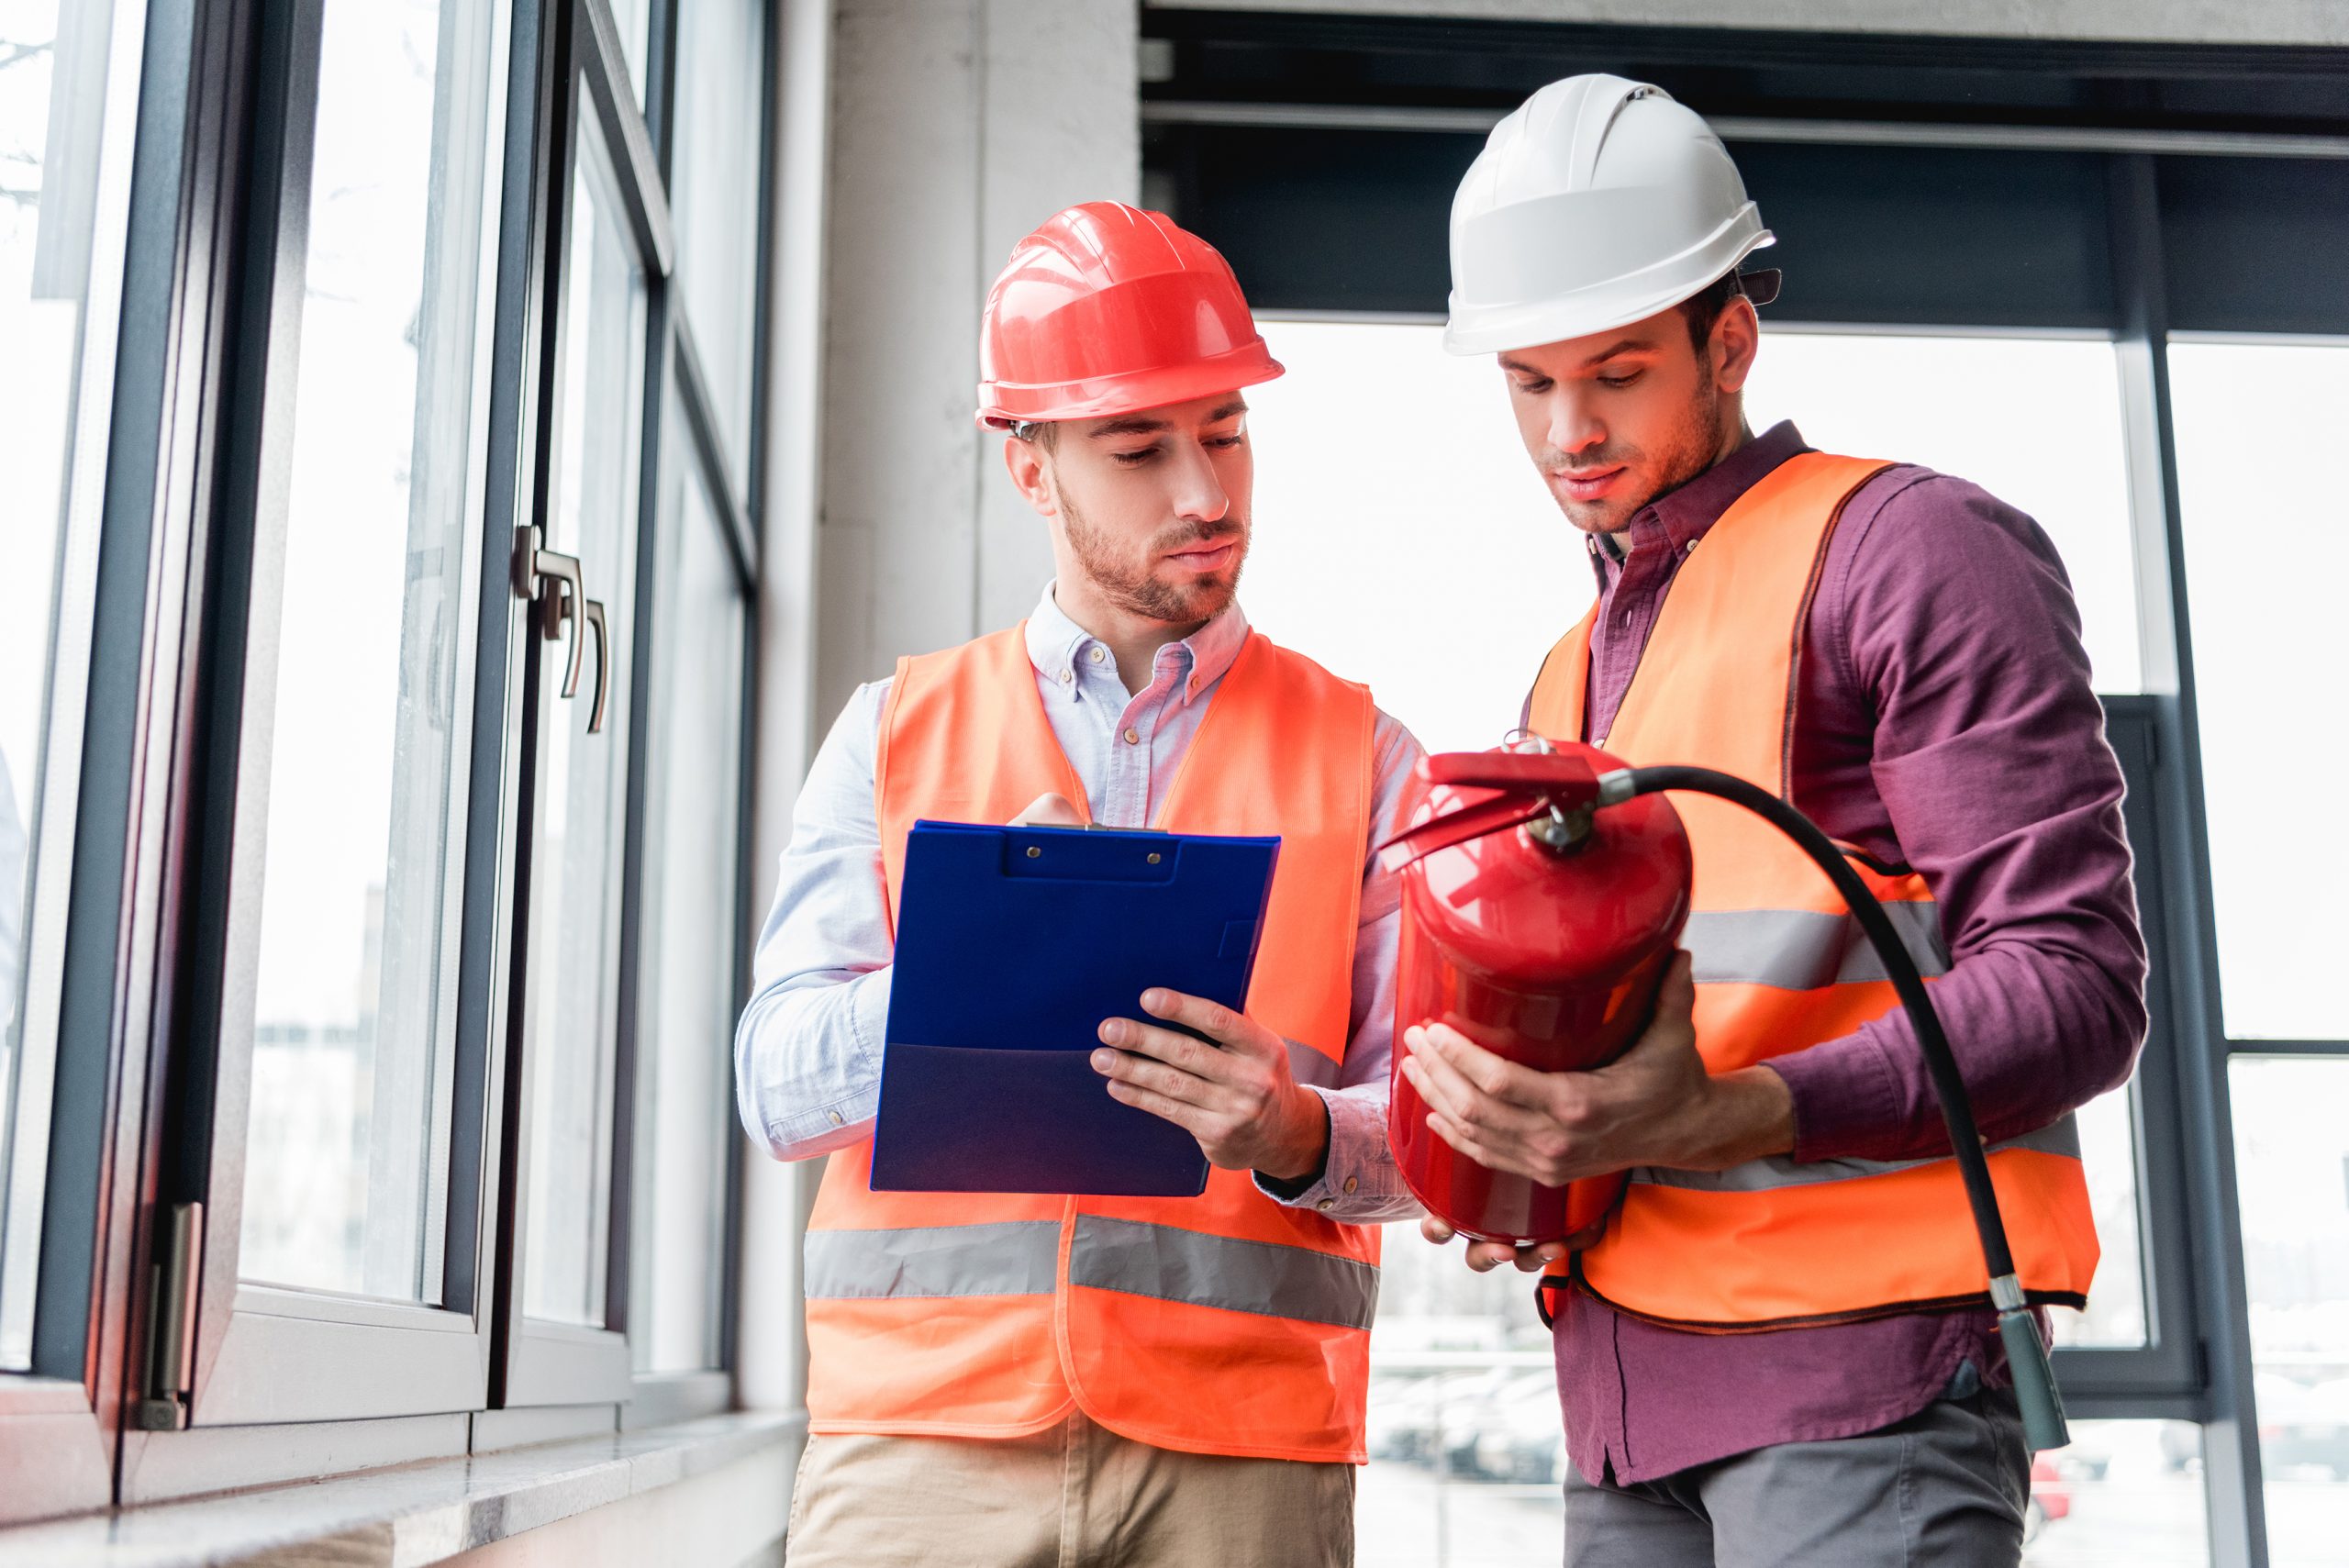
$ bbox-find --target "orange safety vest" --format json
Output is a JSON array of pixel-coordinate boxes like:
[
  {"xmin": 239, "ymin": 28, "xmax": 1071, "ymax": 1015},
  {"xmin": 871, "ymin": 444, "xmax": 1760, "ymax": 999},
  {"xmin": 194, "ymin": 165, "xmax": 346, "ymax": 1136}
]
[
  {"xmin": 1527, "ymin": 451, "xmax": 2099, "ymax": 1329},
  {"xmin": 803, "ymin": 624, "xmax": 1383, "ymax": 1462}
]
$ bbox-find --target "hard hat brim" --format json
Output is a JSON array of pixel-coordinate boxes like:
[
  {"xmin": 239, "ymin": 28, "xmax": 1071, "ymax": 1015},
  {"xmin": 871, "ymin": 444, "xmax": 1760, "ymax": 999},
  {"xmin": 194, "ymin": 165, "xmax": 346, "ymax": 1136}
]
[
  {"xmin": 977, "ymin": 341, "xmax": 1285, "ymax": 429},
  {"xmin": 1444, "ymin": 229, "xmax": 1776, "ymax": 357}
]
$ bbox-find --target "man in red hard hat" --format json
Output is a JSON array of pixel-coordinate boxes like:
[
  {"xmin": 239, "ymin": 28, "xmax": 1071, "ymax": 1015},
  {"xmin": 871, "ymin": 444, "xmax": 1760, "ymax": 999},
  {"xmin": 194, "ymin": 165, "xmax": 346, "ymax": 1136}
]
[{"xmin": 735, "ymin": 202, "xmax": 1423, "ymax": 1566}]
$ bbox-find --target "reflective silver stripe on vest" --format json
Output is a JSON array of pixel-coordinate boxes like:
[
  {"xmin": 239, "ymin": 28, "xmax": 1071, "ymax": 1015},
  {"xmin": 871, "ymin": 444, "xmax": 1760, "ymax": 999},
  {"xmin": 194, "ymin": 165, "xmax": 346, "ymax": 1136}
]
[
  {"xmin": 1684, "ymin": 902, "xmax": 1951, "ymax": 992},
  {"xmin": 1628, "ymin": 1113, "xmax": 2084, "ymax": 1194},
  {"xmin": 804, "ymin": 1220, "xmax": 1060, "ymax": 1300},
  {"xmin": 1286, "ymin": 1039, "xmax": 1343, "ymax": 1091},
  {"xmin": 1067, "ymin": 1216, "xmax": 1379, "ymax": 1331}
]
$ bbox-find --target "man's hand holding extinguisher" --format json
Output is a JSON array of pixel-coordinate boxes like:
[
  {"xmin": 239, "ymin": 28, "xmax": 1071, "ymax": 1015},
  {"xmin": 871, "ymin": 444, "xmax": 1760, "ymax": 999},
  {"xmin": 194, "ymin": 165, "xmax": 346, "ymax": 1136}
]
[{"xmin": 1402, "ymin": 951, "xmax": 1795, "ymax": 1272}]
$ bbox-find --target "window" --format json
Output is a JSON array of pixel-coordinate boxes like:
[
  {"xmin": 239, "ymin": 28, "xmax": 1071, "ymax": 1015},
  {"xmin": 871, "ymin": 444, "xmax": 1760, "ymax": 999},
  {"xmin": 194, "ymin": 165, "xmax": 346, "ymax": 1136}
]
[
  {"xmin": 2228, "ymin": 1058, "xmax": 2349, "ymax": 1567},
  {"xmin": 668, "ymin": 0, "xmax": 766, "ymax": 500},
  {"xmin": 0, "ymin": 0, "xmax": 144, "ymax": 1373},
  {"xmin": 607, "ymin": 0, "xmax": 652, "ymax": 107},
  {"xmin": 233, "ymin": 0, "xmax": 509, "ymax": 1305},
  {"xmin": 1742, "ymin": 329, "xmax": 2144, "ymax": 695},
  {"xmin": 2169, "ymin": 339, "xmax": 2349, "ymax": 1046},
  {"xmin": 1360, "ymin": 1250, "xmax": 1559, "ymax": 1563},
  {"xmin": 2025, "ymin": 1420, "xmax": 2208, "ymax": 1566},
  {"xmin": 629, "ymin": 398, "xmax": 750, "ymax": 1376},
  {"xmin": 0, "ymin": 0, "xmax": 771, "ymax": 1523},
  {"xmin": 1246, "ymin": 320, "xmax": 1585, "ymax": 757}
]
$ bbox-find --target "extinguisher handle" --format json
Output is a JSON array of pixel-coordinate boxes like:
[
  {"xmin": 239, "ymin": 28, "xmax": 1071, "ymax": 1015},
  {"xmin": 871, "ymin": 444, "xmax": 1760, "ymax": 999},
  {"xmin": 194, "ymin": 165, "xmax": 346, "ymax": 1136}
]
[
  {"xmin": 1418, "ymin": 751, "xmax": 1605, "ymax": 799},
  {"xmin": 1376, "ymin": 794, "xmax": 1550, "ymax": 873},
  {"xmin": 1375, "ymin": 751, "xmax": 1611, "ymax": 873}
]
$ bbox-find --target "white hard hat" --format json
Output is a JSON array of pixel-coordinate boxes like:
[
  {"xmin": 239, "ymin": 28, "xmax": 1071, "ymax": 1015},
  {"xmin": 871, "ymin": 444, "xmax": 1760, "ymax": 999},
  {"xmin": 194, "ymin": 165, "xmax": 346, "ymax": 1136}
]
[{"xmin": 1444, "ymin": 73, "xmax": 1775, "ymax": 356}]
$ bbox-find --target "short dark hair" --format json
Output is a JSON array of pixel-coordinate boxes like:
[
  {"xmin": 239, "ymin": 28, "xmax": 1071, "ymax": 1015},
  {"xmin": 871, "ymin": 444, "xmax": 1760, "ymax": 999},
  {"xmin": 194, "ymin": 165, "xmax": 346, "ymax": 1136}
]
[
  {"xmin": 1676, "ymin": 271, "xmax": 1745, "ymax": 353},
  {"xmin": 1009, "ymin": 419, "xmax": 1059, "ymax": 450}
]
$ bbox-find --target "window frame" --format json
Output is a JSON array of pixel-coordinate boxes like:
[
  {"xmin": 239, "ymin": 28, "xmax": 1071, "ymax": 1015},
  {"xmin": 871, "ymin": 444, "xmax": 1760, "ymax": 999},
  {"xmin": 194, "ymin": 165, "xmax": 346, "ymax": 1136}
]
[{"xmin": 0, "ymin": 0, "xmax": 239, "ymax": 1526}]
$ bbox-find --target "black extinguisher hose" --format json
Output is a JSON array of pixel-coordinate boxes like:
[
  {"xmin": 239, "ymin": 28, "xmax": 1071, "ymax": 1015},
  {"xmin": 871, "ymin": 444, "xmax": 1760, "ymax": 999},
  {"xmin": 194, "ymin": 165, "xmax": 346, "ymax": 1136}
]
[{"xmin": 1602, "ymin": 764, "xmax": 2071, "ymax": 1452}]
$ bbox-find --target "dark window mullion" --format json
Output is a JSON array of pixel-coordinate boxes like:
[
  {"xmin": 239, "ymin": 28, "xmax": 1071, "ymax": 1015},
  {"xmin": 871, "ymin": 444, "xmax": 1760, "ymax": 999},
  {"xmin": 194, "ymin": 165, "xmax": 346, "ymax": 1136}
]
[{"xmin": 575, "ymin": 0, "xmax": 674, "ymax": 278}]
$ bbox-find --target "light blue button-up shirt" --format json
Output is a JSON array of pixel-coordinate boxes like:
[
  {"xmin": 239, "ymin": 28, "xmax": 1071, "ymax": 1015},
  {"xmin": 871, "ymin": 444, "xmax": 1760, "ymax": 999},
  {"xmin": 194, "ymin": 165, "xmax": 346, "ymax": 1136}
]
[{"xmin": 734, "ymin": 584, "xmax": 1423, "ymax": 1222}]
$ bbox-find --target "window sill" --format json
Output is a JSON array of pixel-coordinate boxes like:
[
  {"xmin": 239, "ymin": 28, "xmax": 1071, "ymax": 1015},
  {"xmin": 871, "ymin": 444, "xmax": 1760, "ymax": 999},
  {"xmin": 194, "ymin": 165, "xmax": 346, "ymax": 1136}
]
[{"xmin": 0, "ymin": 1408, "xmax": 804, "ymax": 1566}]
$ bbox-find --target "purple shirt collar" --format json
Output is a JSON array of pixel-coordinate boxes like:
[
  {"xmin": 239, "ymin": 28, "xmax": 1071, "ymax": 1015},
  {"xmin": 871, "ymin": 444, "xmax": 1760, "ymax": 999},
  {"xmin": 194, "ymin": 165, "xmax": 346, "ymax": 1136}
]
[{"xmin": 1587, "ymin": 420, "xmax": 1812, "ymax": 588}]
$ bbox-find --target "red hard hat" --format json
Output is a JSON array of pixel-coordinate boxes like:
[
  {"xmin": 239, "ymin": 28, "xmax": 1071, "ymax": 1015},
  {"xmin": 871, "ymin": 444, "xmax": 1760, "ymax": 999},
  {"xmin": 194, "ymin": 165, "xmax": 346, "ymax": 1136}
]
[{"xmin": 976, "ymin": 202, "xmax": 1284, "ymax": 428}]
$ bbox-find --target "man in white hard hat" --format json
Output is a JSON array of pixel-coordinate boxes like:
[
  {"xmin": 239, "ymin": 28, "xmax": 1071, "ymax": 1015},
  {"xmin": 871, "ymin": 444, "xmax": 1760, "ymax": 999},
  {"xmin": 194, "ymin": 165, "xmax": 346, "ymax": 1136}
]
[{"xmin": 1398, "ymin": 75, "xmax": 2146, "ymax": 1564}]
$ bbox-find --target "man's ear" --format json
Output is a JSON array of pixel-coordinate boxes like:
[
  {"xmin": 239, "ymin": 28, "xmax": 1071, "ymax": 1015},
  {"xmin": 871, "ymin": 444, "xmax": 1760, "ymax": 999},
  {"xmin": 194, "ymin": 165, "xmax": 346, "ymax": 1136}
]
[
  {"xmin": 1713, "ymin": 295, "xmax": 1760, "ymax": 396},
  {"xmin": 1003, "ymin": 434, "xmax": 1057, "ymax": 518}
]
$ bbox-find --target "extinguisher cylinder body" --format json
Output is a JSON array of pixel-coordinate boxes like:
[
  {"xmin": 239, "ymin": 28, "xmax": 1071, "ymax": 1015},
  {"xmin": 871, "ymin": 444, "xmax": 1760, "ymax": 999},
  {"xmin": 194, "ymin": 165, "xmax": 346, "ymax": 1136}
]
[{"xmin": 1388, "ymin": 742, "xmax": 1693, "ymax": 1244}]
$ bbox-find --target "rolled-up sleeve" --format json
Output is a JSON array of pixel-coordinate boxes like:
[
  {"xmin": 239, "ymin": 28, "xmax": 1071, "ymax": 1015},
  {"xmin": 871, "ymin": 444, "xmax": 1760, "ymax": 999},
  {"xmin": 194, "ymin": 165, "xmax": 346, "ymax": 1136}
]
[
  {"xmin": 732, "ymin": 681, "xmax": 897, "ymax": 1161},
  {"xmin": 1253, "ymin": 709, "xmax": 1426, "ymax": 1222},
  {"xmin": 1766, "ymin": 474, "xmax": 2149, "ymax": 1163}
]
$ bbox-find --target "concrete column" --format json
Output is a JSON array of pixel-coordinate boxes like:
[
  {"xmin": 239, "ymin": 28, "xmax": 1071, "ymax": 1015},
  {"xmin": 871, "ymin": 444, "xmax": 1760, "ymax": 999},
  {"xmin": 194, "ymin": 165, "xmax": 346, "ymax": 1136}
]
[{"xmin": 814, "ymin": 0, "xmax": 1139, "ymax": 722}]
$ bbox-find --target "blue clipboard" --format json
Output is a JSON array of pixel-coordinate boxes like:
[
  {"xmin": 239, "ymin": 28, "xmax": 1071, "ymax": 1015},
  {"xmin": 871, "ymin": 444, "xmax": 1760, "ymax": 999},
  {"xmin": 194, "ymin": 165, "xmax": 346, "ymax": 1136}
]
[{"xmin": 871, "ymin": 819, "xmax": 1281, "ymax": 1196}]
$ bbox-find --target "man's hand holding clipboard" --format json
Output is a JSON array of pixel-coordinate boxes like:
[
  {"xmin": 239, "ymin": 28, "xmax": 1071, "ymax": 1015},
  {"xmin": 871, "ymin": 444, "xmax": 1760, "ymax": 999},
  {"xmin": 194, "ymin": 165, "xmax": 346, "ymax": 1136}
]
[{"xmin": 1002, "ymin": 792, "xmax": 1330, "ymax": 1185}]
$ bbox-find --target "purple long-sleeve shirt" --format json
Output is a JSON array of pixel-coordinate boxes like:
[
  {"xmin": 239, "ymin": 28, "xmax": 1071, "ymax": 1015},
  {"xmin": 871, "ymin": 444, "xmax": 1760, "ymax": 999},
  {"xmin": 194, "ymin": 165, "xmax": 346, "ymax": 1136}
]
[{"xmin": 1553, "ymin": 421, "xmax": 2147, "ymax": 1485}]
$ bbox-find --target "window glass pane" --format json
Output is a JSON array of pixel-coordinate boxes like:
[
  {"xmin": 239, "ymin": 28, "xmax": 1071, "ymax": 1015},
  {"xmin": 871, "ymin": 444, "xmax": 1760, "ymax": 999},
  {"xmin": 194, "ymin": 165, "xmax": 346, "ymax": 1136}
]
[
  {"xmin": 608, "ymin": 0, "xmax": 650, "ymax": 108},
  {"xmin": 2024, "ymin": 1420, "xmax": 2208, "ymax": 1566},
  {"xmin": 2050, "ymin": 1083, "xmax": 2148, "ymax": 1349},
  {"xmin": 1247, "ymin": 322, "xmax": 2143, "ymax": 760},
  {"xmin": 521, "ymin": 116, "xmax": 646, "ymax": 1327},
  {"xmin": 1742, "ymin": 330, "xmax": 2143, "ymax": 695},
  {"xmin": 237, "ymin": 0, "xmax": 508, "ymax": 1300},
  {"xmin": 629, "ymin": 428, "xmax": 742, "ymax": 1373},
  {"xmin": 669, "ymin": 0, "xmax": 763, "ymax": 496},
  {"xmin": 1360, "ymin": 1225, "xmax": 1558, "ymax": 1563},
  {"xmin": 2229, "ymin": 1056, "xmax": 2349, "ymax": 1566},
  {"xmin": 2171, "ymin": 340, "xmax": 2349, "ymax": 1042},
  {"xmin": 0, "ymin": 0, "xmax": 142, "ymax": 1368},
  {"xmin": 1247, "ymin": 320, "xmax": 1588, "ymax": 758}
]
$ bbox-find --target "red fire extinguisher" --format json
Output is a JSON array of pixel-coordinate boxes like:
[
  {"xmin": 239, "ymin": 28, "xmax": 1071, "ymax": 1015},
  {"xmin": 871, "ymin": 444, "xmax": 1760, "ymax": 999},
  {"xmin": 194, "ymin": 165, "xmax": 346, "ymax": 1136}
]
[{"xmin": 1382, "ymin": 739, "xmax": 1693, "ymax": 1244}]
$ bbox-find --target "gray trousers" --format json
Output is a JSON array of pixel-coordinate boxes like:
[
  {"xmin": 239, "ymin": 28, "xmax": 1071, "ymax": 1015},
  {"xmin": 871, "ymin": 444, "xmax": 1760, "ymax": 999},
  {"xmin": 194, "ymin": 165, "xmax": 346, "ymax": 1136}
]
[{"xmin": 1563, "ymin": 1387, "xmax": 2031, "ymax": 1568}]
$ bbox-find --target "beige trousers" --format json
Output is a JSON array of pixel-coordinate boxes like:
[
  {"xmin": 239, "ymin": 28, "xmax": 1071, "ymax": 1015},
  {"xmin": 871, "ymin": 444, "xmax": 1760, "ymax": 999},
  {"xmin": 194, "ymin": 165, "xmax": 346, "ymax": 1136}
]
[{"xmin": 783, "ymin": 1410, "xmax": 1355, "ymax": 1568}]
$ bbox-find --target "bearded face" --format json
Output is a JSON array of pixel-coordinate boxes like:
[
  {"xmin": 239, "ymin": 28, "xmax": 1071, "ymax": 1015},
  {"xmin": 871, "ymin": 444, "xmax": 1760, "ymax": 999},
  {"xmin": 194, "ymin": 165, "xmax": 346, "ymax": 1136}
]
[
  {"xmin": 1059, "ymin": 488, "xmax": 1247, "ymax": 624},
  {"xmin": 1019, "ymin": 392, "xmax": 1258, "ymax": 633}
]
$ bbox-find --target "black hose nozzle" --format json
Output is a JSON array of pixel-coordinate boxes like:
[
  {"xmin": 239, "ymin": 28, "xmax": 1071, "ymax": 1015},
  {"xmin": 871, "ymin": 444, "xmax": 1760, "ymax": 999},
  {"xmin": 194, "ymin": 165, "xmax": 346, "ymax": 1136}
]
[{"xmin": 1998, "ymin": 1296, "xmax": 2072, "ymax": 1453}]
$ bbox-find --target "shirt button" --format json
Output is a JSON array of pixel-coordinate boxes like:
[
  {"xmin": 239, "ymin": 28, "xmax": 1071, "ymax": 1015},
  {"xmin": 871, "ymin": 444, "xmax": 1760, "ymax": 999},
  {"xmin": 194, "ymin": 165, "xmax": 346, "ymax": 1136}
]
[
  {"xmin": 1088, "ymin": 646, "xmax": 1106, "ymax": 663},
  {"xmin": 827, "ymin": 1110, "xmax": 844, "ymax": 1127},
  {"xmin": 1316, "ymin": 1198, "xmax": 1335, "ymax": 1213},
  {"xmin": 1058, "ymin": 669, "xmax": 1073, "ymax": 684},
  {"xmin": 1123, "ymin": 728, "xmax": 1140, "ymax": 745},
  {"xmin": 1342, "ymin": 1176, "xmax": 1359, "ymax": 1195}
]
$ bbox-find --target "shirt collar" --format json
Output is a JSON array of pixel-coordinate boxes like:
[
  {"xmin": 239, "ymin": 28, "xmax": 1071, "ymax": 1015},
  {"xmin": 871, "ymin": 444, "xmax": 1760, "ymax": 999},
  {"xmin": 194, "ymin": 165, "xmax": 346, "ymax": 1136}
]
[
  {"xmin": 1024, "ymin": 581, "xmax": 1252, "ymax": 706},
  {"xmin": 1585, "ymin": 420, "xmax": 1811, "ymax": 582}
]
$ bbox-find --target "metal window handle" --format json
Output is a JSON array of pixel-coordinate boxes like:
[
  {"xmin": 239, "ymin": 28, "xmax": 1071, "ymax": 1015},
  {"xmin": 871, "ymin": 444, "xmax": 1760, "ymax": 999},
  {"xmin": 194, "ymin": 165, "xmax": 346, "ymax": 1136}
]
[
  {"xmin": 512, "ymin": 528, "xmax": 586, "ymax": 699},
  {"xmin": 580, "ymin": 597, "xmax": 609, "ymax": 734}
]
